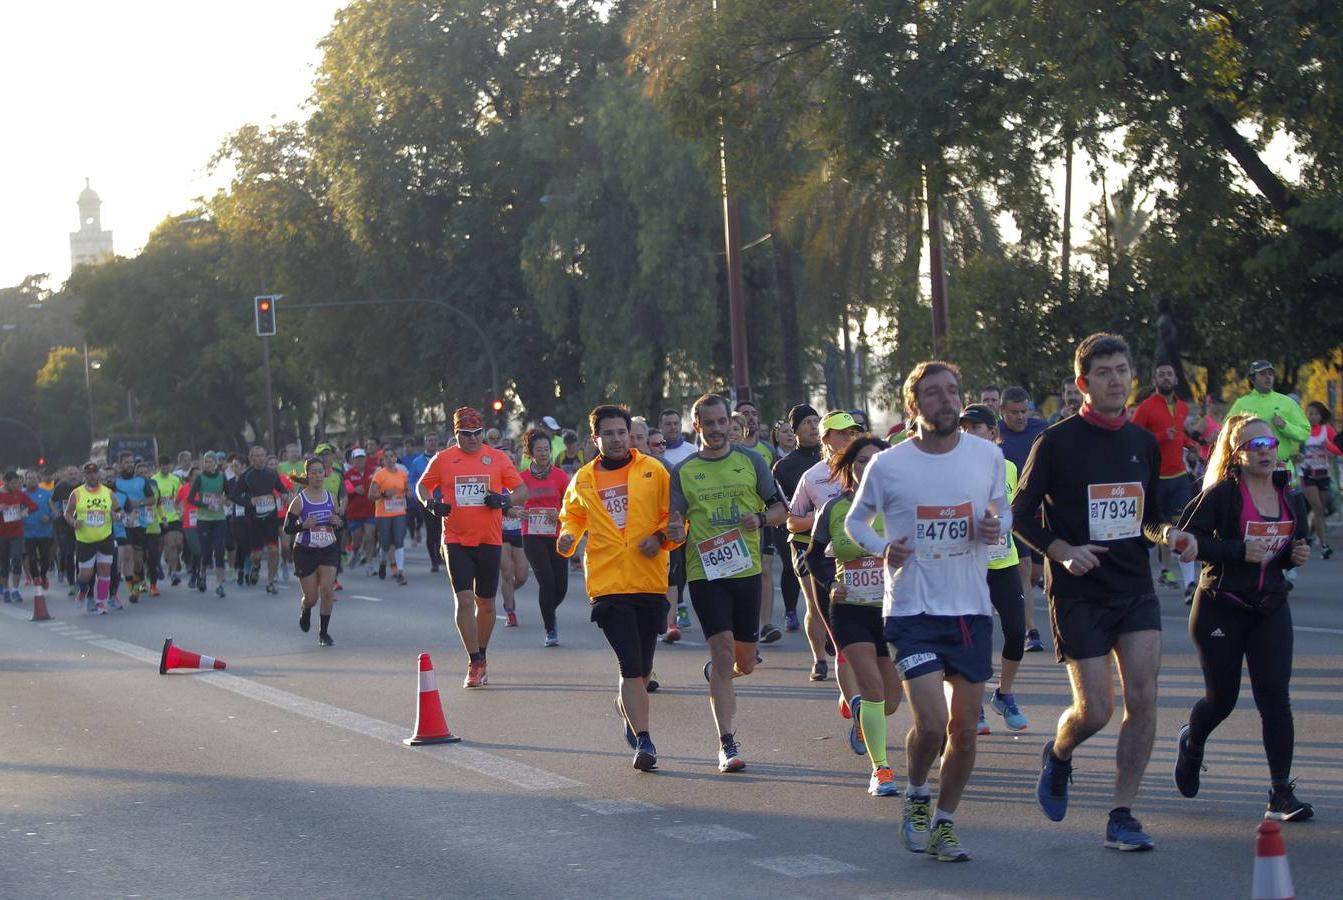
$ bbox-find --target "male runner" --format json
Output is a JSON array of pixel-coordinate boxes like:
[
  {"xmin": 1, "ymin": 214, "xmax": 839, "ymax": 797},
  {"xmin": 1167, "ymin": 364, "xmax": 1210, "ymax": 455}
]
[
  {"xmin": 658, "ymin": 408, "xmax": 695, "ymax": 637},
  {"xmin": 846, "ymin": 361, "xmax": 1007, "ymax": 862},
  {"xmin": 416, "ymin": 407, "xmax": 528, "ymax": 687},
  {"xmin": 151, "ymin": 455, "xmax": 184, "ymax": 586},
  {"xmin": 558, "ymin": 404, "xmax": 681, "ymax": 770},
  {"xmin": 113, "ymin": 454, "xmax": 156, "ymax": 600},
  {"xmin": 0, "ymin": 472, "xmax": 39, "ymax": 602},
  {"xmin": 408, "ymin": 434, "xmax": 443, "ymax": 572},
  {"xmin": 999, "ymin": 386, "xmax": 1047, "ymax": 651},
  {"xmin": 659, "ymin": 408, "xmax": 698, "ymax": 467},
  {"xmin": 1048, "ymin": 378, "xmax": 1083, "ymax": 424},
  {"xmin": 671, "ymin": 394, "xmax": 786, "ymax": 771},
  {"xmin": 735, "ymin": 400, "xmax": 782, "ymax": 644},
  {"xmin": 1132, "ymin": 363, "xmax": 1199, "ymax": 597},
  {"xmin": 231, "ymin": 446, "xmax": 286, "ymax": 593},
  {"xmin": 64, "ymin": 462, "xmax": 116, "ymax": 614},
  {"xmin": 772, "ymin": 404, "xmax": 831, "ymax": 677},
  {"xmin": 1013, "ymin": 332, "xmax": 1198, "ymax": 851},
  {"xmin": 978, "ymin": 386, "xmax": 1002, "ymax": 418},
  {"xmin": 1227, "ymin": 360, "xmax": 1311, "ymax": 466},
  {"xmin": 345, "ymin": 448, "xmax": 377, "ymax": 573}
]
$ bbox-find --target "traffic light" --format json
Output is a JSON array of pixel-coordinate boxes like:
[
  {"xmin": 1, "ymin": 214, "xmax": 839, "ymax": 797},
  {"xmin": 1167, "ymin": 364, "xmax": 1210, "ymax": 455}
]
[
  {"xmin": 36, "ymin": 456, "xmax": 45, "ymax": 467},
  {"xmin": 254, "ymin": 295, "xmax": 278, "ymax": 336}
]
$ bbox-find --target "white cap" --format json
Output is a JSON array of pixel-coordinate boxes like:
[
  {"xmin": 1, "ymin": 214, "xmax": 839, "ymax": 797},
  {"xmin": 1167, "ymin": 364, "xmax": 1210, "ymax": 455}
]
[
  {"xmin": 542, "ymin": 416, "xmax": 560, "ymax": 430},
  {"xmin": 351, "ymin": 448, "xmax": 366, "ymax": 458}
]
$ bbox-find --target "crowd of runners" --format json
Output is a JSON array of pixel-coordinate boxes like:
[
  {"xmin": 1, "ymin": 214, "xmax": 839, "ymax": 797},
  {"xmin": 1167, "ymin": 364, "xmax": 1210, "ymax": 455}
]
[{"xmin": 2, "ymin": 334, "xmax": 1339, "ymax": 861}]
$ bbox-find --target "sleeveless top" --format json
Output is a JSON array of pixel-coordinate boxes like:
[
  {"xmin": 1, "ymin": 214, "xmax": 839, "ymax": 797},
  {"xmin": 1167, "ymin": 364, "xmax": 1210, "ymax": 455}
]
[{"xmin": 295, "ymin": 490, "xmax": 338, "ymax": 549}]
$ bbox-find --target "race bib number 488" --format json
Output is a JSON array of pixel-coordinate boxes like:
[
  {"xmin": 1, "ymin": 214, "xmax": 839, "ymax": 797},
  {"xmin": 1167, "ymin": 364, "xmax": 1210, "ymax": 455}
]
[
  {"xmin": 1088, "ymin": 482, "xmax": 1144, "ymax": 541},
  {"xmin": 598, "ymin": 484, "xmax": 628, "ymax": 529},
  {"xmin": 915, "ymin": 503, "xmax": 974, "ymax": 560}
]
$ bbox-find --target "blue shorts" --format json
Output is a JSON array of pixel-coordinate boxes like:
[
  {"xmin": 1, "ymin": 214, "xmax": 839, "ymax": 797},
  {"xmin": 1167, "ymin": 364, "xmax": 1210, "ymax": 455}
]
[
  {"xmin": 1156, "ymin": 475, "xmax": 1193, "ymax": 521},
  {"xmin": 885, "ymin": 613, "xmax": 993, "ymax": 684},
  {"xmin": 347, "ymin": 517, "xmax": 372, "ymax": 533}
]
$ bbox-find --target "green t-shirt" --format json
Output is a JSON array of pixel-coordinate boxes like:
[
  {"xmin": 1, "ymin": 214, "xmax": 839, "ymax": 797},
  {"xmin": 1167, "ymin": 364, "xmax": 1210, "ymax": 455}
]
[
  {"xmin": 671, "ymin": 446, "xmax": 778, "ymax": 582},
  {"xmin": 740, "ymin": 439, "xmax": 776, "ymax": 469},
  {"xmin": 1226, "ymin": 390, "xmax": 1311, "ymax": 461},
  {"xmin": 194, "ymin": 471, "xmax": 227, "ymax": 521},
  {"xmin": 812, "ymin": 493, "xmax": 884, "ymax": 607},
  {"xmin": 151, "ymin": 472, "xmax": 183, "ymax": 523}
]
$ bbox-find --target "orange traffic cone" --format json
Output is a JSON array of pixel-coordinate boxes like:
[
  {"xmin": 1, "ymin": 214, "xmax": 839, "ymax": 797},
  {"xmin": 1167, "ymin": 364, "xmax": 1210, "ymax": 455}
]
[
  {"xmin": 404, "ymin": 653, "xmax": 461, "ymax": 745},
  {"xmin": 158, "ymin": 637, "xmax": 227, "ymax": 674},
  {"xmin": 30, "ymin": 593, "xmax": 52, "ymax": 622},
  {"xmin": 1252, "ymin": 819, "xmax": 1295, "ymax": 899}
]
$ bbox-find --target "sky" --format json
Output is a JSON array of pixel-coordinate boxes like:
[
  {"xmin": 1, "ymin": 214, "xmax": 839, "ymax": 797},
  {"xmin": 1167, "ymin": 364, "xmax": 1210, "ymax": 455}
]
[{"xmin": 0, "ymin": 1, "xmax": 347, "ymax": 289}]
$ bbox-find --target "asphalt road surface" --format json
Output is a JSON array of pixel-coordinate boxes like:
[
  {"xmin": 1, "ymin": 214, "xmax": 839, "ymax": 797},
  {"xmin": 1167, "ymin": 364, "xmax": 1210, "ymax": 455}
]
[{"xmin": 3, "ymin": 536, "xmax": 1340, "ymax": 898}]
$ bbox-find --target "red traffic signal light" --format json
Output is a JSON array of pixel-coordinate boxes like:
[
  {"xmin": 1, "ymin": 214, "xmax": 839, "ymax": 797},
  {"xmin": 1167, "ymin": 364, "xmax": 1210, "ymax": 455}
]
[
  {"xmin": 37, "ymin": 456, "xmax": 46, "ymax": 467},
  {"xmin": 490, "ymin": 399, "xmax": 505, "ymax": 413},
  {"xmin": 254, "ymin": 295, "xmax": 279, "ymax": 337}
]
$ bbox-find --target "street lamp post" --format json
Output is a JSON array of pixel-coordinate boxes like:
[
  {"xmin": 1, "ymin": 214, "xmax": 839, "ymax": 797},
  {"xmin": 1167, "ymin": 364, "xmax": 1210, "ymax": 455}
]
[{"xmin": 83, "ymin": 343, "xmax": 96, "ymax": 443}]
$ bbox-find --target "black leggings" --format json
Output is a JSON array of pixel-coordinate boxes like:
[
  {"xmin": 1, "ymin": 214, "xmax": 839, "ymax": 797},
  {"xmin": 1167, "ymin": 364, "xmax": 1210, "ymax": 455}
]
[
  {"xmin": 1187, "ymin": 592, "xmax": 1294, "ymax": 782},
  {"xmin": 25, "ymin": 538, "xmax": 53, "ymax": 581},
  {"xmin": 144, "ymin": 532, "xmax": 161, "ymax": 585},
  {"xmin": 987, "ymin": 565, "xmax": 1026, "ymax": 662},
  {"xmin": 55, "ymin": 523, "xmax": 77, "ymax": 583},
  {"xmin": 424, "ymin": 513, "xmax": 443, "ymax": 567},
  {"xmin": 523, "ymin": 535, "xmax": 569, "ymax": 631},
  {"xmin": 773, "ymin": 527, "xmax": 800, "ymax": 614}
]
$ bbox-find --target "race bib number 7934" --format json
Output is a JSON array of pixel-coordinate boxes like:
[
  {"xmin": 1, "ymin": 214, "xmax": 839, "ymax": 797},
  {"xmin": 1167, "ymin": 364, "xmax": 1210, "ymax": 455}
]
[{"xmin": 1087, "ymin": 482, "xmax": 1143, "ymax": 541}]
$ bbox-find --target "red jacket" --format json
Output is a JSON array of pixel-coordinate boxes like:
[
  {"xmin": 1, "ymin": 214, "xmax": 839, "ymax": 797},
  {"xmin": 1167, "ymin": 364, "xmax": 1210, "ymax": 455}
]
[{"xmin": 1132, "ymin": 393, "xmax": 1195, "ymax": 477}]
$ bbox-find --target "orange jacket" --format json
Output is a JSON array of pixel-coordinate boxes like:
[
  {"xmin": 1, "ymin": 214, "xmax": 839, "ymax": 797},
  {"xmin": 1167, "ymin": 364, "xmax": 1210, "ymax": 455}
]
[{"xmin": 558, "ymin": 450, "xmax": 681, "ymax": 600}]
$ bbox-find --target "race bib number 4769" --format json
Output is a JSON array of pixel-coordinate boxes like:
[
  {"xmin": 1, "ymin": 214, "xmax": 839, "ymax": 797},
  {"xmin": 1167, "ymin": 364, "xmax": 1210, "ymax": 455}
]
[
  {"xmin": 915, "ymin": 502, "xmax": 974, "ymax": 560},
  {"xmin": 1087, "ymin": 482, "xmax": 1143, "ymax": 541}
]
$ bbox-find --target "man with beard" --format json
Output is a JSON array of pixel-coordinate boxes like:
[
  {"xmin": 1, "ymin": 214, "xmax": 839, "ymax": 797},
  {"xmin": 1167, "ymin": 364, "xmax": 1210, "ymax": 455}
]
[{"xmin": 1132, "ymin": 362, "xmax": 1198, "ymax": 597}]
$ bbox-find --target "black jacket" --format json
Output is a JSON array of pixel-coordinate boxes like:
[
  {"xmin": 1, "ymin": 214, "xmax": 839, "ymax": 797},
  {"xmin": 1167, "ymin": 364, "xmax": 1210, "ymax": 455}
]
[{"xmin": 1176, "ymin": 470, "xmax": 1307, "ymax": 609}]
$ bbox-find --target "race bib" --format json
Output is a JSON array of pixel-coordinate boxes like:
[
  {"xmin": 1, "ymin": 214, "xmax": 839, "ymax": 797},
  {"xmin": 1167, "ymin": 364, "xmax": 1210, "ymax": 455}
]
[
  {"xmin": 1087, "ymin": 482, "xmax": 1144, "ymax": 541},
  {"xmin": 840, "ymin": 556, "xmax": 885, "ymax": 605},
  {"xmin": 204, "ymin": 494, "xmax": 223, "ymax": 510},
  {"xmin": 185, "ymin": 509, "xmax": 197, "ymax": 528},
  {"xmin": 307, "ymin": 528, "xmax": 336, "ymax": 549},
  {"xmin": 2, "ymin": 505, "xmax": 23, "ymax": 523},
  {"xmin": 697, "ymin": 528, "xmax": 753, "ymax": 579},
  {"xmin": 159, "ymin": 499, "xmax": 177, "ymax": 517},
  {"xmin": 253, "ymin": 495, "xmax": 277, "ymax": 516},
  {"xmin": 454, "ymin": 475, "xmax": 489, "ymax": 507},
  {"xmin": 988, "ymin": 532, "xmax": 1013, "ymax": 562},
  {"xmin": 599, "ymin": 484, "xmax": 628, "ymax": 529},
  {"xmin": 1245, "ymin": 521, "xmax": 1290, "ymax": 561},
  {"xmin": 84, "ymin": 509, "xmax": 107, "ymax": 528},
  {"xmin": 1303, "ymin": 445, "xmax": 1328, "ymax": 475},
  {"xmin": 383, "ymin": 496, "xmax": 406, "ymax": 515},
  {"xmin": 527, "ymin": 507, "xmax": 558, "ymax": 536},
  {"xmin": 138, "ymin": 506, "xmax": 156, "ymax": 526},
  {"xmin": 915, "ymin": 502, "xmax": 975, "ymax": 560}
]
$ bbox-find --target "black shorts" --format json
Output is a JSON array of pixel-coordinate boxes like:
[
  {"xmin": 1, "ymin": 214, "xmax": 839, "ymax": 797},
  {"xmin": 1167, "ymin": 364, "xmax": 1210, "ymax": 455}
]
[
  {"xmin": 667, "ymin": 545, "xmax": 686, "ymax": 588},
  {"xmin": 446, "ymin": 543, "xmax": 502, "ymax": 598},
  {"xmin": 591, "ymin": 593, "xmax": 670, "ymax": 679},
  {"xmin": 830, "ymin": 603, "xmax": 888, "ymax": 655},
  {"xmin": 885, "ymin": 613, "xmax": 993, "ymax": 683},
  {"xmin": 1156, "ymin": 475, "xmax": 1194, "ymax": 521},
  {"xmin": 1302, "ymin": 474, "xmax": 1330, "ymax": 491},
  {"xmin": 76, "ymin": 537, "xmax": 116, "ymax": 565},
  {"xmin": 1049, "ymin": 593, "xmax": 1162, "ymax": 663},
  {"xmin": 293, "ymin": 544, "xmax": 341, "ymax": 578},
  {"xmin": 503, "ymin": 531, "xmax": 523, "ymax": 549},
  {"xmin": 247, "ymin": 516, "xmax": 281, "ymax": 550},
  {"xmin": 790, "ymin": 541, "xmax": 810, "ymax": 578},
  {"xmin": 161, "ymin": 521, "xmax": 183, "ymax": 534},
  {"xmin": 689, "ymin": 574, "xmax": 761, "ymax": 642},
  {"xmin": 126, "ymin": 526, "xmax": 147, "ymax": 550}
]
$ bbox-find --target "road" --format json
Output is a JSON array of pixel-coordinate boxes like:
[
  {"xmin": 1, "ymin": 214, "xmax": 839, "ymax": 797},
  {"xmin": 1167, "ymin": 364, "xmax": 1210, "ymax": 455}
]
[{"xmin": 2, "ymin": 538, "xmax": 1340, "ymax": 899}]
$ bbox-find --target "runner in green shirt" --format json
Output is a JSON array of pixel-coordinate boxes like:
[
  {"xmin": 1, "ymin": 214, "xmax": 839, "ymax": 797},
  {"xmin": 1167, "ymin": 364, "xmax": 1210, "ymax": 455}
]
[{"xmin": 1226, "ymin": 361, "xmax": 1311, "ymax": 466}]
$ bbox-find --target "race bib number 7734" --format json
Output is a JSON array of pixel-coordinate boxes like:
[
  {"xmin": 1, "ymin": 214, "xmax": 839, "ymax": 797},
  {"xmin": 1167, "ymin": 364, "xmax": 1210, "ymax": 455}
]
[
  {"xmin": 454, "ymin": 475, "xmax": 489, "ymax": 507},
  {"xmin": 1087, "ymin": 482, "xmax": 1144, "ymax": 541}
]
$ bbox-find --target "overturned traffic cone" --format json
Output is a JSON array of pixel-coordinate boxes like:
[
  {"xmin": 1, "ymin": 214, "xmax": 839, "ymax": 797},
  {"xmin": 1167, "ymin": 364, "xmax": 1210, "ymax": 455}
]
[
  {"xmin": 404, "ymin": 653, "xmax": 461, "ymax": 745},
  {"xmin": 1252, "ymin": 819, "xmax": 1295, "ymax": 899},
  {"xmin": 158, "ymin": 637, "xmax": 227, "ymax": 675},
  {"xmin": 30, "ymin": 594, "xmax": 52, "ymax": 622}
]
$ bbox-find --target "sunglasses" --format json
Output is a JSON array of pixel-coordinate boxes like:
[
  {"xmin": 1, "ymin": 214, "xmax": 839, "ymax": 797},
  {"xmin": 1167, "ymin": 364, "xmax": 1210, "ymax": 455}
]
[
  {"xmin": 1239, "ymin": 436, "xmax": 1279, "ymax": 452},
  {"xmin": 458, "ymin": 428, "xmax": 484, "ymax": 436}
]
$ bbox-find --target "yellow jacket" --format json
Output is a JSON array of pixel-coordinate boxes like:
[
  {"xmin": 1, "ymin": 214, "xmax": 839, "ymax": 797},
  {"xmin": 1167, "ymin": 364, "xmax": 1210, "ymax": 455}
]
[{"xmin": 558, "ymin": 450, "xmax": 681, "ymax": 599}]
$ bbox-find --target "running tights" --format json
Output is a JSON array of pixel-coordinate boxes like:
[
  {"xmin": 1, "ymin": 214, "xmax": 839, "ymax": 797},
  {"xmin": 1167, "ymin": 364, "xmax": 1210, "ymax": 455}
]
[
  {"xmin": 523, "ymin": 535, "xmax": 569, "ymax": 631},
  {"xmin": 987, "ymin": 565, "xmax": 1026, "ymax": 662},
  {"xmin": 1187, "ymin": 593, "xmax": 1295, "ymax": 782},
  {"xmin": 25, "ymin": 537, "xmax": 53, "ymax": 582},
  {"xmin": 772, "ymin": 527, "xmax": 799, "ymax": 615}
]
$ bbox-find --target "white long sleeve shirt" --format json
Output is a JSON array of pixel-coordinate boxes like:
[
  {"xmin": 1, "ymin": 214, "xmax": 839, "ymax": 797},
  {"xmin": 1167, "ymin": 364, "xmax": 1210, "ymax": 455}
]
[{"xmin": 844, "ymin": 433, "xmax": 1008, "ymax": 617}]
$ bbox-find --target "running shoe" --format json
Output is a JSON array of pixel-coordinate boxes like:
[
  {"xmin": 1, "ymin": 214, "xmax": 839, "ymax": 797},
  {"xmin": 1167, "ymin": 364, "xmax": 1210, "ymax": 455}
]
[
  {"xmin": 1037, "ymin": 740, "xmax": 1072, "ymax": 821},
  {"xmin": 1159, "ymin": 568, "xmax": 1180, "ymax": 589},
  {"xmin": 197, "ymin": 579, "xmax": 206, "ymax": 593},
  {"xmin": 901, "ymin": 794, "xmax": 932, "ymax": 853},
  {"xmin": 1322, "ymin": 543, "xmax": 1334, "ymax": 560},
  {"xmin": 9, "ymin": 590, "xmax": 20, "ymax": 604},
  {"xmin": 265, "ymin": 582, "xmax": 278, "ymax": 595},
  {"xmin": 299, "ymin": 602, "xmax": 312, "ymax": 633},
  {"xmin": 839, "ymin": 695, "xmax": 851, "ymax": 719},
  {"xmin": 646, "ymin": 671, "xmax": 659, "ymax": 693},
  {"xmin": 378, "ymin": 560, "xmax": 387, "ymax": 580},
  {"xmin": 760, "ymin": 623, "xmax": 782, "ymax": 644},
  {"xmin": 676, "ymin": 606, "xmax": 690, "ymax": 628},
  {"xmin": 663, "ymin": 624, "xmax": 681, "ymax": 643},
  {"xmin": 1265, "ymin": 781, "xmax": 1314, "ymax": 821},
  {"xmin": 334, "ymin": 580, "xmax": 343, "ymax": 591},
  {"xmin": 718, "ymin": 736, "xmax": 745, "ymax": 773},
  {"xmin": 318, "ymin": 632, "xmax": 334, "ymax": 647},
  {"xmin": 977, "ymin": 707, "xmax": 991, "ymax": 735},
  {"xmin": 1024, "ymin": 628, "xmax": 1044, "ymax": 652},
  {"xmin": 990, "ymin": 689, "xmax": 1029, "ymax": 731},
  {"xmin": 95, "ymin": 602, "xmax": 107, "ymax": 615},
  {"xmin": 127, "ymin": 588, "xmax": 139, "ymax": 604},
  {"xmin": 68, "ymin": 584, "xmax": 78, "ymax": 598},
  {"xmin": 809, "ymin": 659, "xmax": 828, "ymax": 682},
  {"xmin": 633, "ymin": 735, "xmax": 658, "ymax": 772},
  {"xmin": 171, "ymin": 574, "xmax": 181, "ymax": 587},
  {"xmin": 544, "ymin": 629, "xmax": 559, "ymax": 647},
  {"xmin": 848, "ymin": 697, "xmax": 866, "ymax": 755},
  {"xmin": 505, "ymin": 610, "xmax": 519, "ymax": 628},
  {"xmin": 463, "ymin": 661, "xmax": 487, "ymax": 688},
  {"xmin": 868, "ymin": 766, "xmax": 900, "ymax": 797},
  {"xmin": 216, "ymin": 585, "xmax": 226, "ymax": 598},
  {"xmin": 927, "ymin": 821, "xmax": 971, "ymax": 862},
  {"xmin": 107, "ymin": 598, "xmax": 123, "ymax": 611},
  {"xmin": 1104, "ymin": 809, "xmax": 1154, "ymax": 851},
  {"xmin": 784, "ymin": 610, "xmax": 800, "ymax": 632},
  {"xmin": 149, "ymin": 584, "xmax": 160, "ymax": 597},
  {"xmin": 250, "ymin": 569, "xmax": 261, "ymax": 586},
  {"xmin": 396, "ymin": 573, "xmax": 407, "ymax": 586},
  {"xmin": 614, "ymin": 697, "xmax": 636, "ymax": 749},
  {"xmin": 1173, "ymin": 724, "xmax": 1204, "ymax": 798},
  {"xmin": 363, "ymin": 565, "xmax": 375, "ymax": 578}
]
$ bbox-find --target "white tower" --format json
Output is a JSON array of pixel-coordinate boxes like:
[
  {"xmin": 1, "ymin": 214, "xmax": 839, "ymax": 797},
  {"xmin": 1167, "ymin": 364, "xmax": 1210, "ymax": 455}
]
[{"xmin": 69, "ymin": 178, "xmax": 114, "ymax": 270}]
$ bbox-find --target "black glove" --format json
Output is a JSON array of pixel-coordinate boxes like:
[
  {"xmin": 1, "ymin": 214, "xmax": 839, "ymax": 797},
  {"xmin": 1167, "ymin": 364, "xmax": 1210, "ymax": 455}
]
[
  {"xmin": 428, "ymin": 499, "xmax": 453, "ymax": 518},
  {"xmin": 484, "ymin": 492, "xmax": 511, "ymax": 511}
]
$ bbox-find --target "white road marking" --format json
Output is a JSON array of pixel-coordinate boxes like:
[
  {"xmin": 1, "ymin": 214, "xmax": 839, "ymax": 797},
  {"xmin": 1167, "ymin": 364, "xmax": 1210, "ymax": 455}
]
[
  {"xmin": 3, "ymin": 606, "xmax": 584, "ymax": 791},
  {"xmin": 657, "ymin": 824, "xmax": 756, "ymax": 844},
  {"xmin": 752, "ymin": 854, "xmax": 861, "ymax": 878},
  {"xmin": 575, "ymin": 799, "xmax": 662, "ymax": 816},
  {"xmin": 348, "ymin": 595, "xmax": 384, "ymax": 603}
]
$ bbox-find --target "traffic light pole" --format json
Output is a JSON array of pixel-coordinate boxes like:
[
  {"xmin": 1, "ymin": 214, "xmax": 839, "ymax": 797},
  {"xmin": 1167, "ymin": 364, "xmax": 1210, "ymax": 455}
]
[{"xmin": 261, "ymin": 335, "xmax": 277, "ymax": 453}]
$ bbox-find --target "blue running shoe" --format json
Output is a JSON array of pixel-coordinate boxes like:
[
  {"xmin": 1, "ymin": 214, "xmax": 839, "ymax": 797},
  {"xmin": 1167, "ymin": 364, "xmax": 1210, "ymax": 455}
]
[
  {"xmin": 990, "ymin": 689, "xmax": 1029, "ymax": 731},
  {"xmin": 848, "ymin": 696, "xmax": 866, "ymax": 755},
  {"xmin": 614, "ymin": 698, "xmax": 636, "ymax": 749},
  {"xmin": 1037, "ymin": 740, "xmax": 1072, "ymax": 821},
  {"xmin": 784, "ymin": 610, "xmax": 800, "ymax": 632},
  {"xmin": 633, "ymin": 736, "xmax": 658, "ymax": 772},
  {"xmin": 1104, "ymin": 809, "xmax": 1154, "ymax": 851},
  {"xmin": 901, "ymin": 793, "xmax": 932, "ymax": 852},
  {"xmin": 676, "ymin": 606, "xmax": 691, "ymax": 628}
]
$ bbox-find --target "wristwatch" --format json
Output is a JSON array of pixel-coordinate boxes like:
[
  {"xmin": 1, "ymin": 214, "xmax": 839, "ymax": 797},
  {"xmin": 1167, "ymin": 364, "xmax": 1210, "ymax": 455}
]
[{"xmin": 756, "ymin": 511, "xmax": 767, "ymax": 529}]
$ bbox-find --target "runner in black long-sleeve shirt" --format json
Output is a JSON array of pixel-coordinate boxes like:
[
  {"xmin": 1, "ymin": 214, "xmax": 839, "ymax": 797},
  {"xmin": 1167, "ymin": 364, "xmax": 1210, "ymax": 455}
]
[{"xmin": 1012, "ymin": 333, "xmax": 1197, "ymax": 853}]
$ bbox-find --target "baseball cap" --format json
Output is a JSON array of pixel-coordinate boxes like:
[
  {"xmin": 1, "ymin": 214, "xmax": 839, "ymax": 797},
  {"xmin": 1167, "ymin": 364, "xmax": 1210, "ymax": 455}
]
[
  {"xmin": 959, "ymin": 404, "xmax": 998, "ymax": 430},
  {"xmin": 542, "ymin": 415, "xmax": 561, "ymax": 430},
  {"xmin": 820, "ymin": 411, "xmax": 860, "ymax": 435},
  {"xmin": 351, "ymin": 448, "xmax": 366, "ymax": 458},
  {"xmin": 454, "ymin": 406, "xmax": 485, "ymax": 432},
  {"xmin": 82, "ymin": 461, "xmax": 101, "ymax": 472},
  {"xmin": 1247, "ymin": 359, "xmax": 1274, "ymax": 375},
  {"xmin": 314, "ymin": 442, "xmax": 336, "ymax": 455}
]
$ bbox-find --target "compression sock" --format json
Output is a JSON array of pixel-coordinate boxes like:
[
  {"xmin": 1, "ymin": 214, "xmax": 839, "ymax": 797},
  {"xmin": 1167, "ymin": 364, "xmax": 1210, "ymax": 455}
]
[
  {"xmin": 394, "ymin": 547, "xmax": 405, "ymax": 569},
  {"xmin": 95, "ymin": 576, "xmax": 110, "ymax": 603},
  {"xmin": 860, "ymin": 695, "xmax": 888, "ymax": 769},
  {"xmin": 319, "ymin": 614, "xmax": 330, "ymax": 637}
]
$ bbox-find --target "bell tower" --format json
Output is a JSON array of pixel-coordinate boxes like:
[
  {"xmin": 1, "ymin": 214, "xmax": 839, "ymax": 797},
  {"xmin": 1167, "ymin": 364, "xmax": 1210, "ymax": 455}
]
[{"xmin": 70, "ymin": 178, "xmax": 114, "ymax": 270}]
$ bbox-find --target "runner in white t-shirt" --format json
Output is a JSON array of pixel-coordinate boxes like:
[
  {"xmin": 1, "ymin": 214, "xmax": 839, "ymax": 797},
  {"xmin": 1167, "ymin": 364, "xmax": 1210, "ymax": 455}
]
[{"xmin": 846, "ymin": 361, "xmax": 1007, "ymax": 863}]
